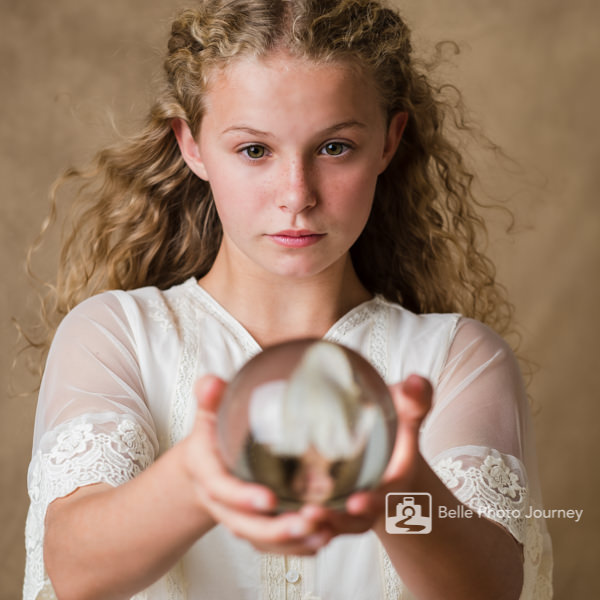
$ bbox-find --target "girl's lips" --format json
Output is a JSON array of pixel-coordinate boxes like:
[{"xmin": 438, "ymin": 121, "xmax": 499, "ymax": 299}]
[{"xmin": 268, "ymin": 230, "xmax": 326, "ymax": 248}]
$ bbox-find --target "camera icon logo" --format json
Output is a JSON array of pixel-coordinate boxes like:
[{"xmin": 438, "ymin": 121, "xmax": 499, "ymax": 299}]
[{"xmin": 385, "ymin": 493, "xmax": 432, "ymax": 534}]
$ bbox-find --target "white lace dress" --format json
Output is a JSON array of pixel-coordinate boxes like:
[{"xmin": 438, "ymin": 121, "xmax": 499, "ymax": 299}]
[{"xmin": 23, "ymin": 278, "xmax": 553, "ymax": 599}]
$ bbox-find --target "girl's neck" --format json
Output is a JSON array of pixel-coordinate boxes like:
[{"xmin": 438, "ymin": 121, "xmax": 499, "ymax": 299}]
[{"xmin": 198, "ymin": 253, "xmax": 372, "ymax": 348}]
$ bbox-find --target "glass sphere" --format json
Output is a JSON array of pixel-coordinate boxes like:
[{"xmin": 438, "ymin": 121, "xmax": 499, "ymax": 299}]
[{"xmin": 217, "ymin": 339, "xmax": 397, "ymax": 510}]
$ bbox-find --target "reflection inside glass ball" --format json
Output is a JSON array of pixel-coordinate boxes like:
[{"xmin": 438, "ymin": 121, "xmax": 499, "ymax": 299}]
[{"xmin": 217, "ymin": 339, "xmax": 397, "ymax": 510}]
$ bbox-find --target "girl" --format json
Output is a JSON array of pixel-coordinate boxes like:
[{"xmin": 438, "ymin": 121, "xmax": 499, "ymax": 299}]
[{"xmin": 23, "ymin": 0, "xmax": 553, "ymax": 598}]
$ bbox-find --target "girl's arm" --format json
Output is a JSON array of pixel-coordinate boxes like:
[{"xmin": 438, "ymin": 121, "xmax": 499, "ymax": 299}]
[
  {"xmin": 44, "ymin": 377, "xmax": 330, "ymax": 600},
  {"xmin": 373, "ymin": 452, "xmax": 524, "ymax": 600},
  {"xmin": 371, "ymin": 376, "xmax": 523, "ymax": 600},
  {"xmin": 44, "ymin": 441, "xmax": 211, "ymax": 600}
]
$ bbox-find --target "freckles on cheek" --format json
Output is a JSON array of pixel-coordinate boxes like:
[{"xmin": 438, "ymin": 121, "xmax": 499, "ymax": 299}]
[{"xmin": 342, "ymin": 177, "xmax": 377, "ymax": 213}]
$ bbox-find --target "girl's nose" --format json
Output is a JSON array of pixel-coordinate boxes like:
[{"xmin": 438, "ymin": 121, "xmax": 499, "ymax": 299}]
[{"xmin": 278, "ymin": 158, "xmax": 317, "ymax": 214}]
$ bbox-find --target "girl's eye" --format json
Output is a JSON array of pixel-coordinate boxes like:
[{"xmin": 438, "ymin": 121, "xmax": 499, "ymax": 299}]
[
  {"xmin": 321, "ymin": 142, "xmax": 349, "ymax": 156},
  {"xmin": 242, "ymin": 145, "xmax": 266, "ymax": 159}
]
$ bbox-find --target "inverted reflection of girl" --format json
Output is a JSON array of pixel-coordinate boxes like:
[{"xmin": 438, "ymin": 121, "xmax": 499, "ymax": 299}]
[
  {"xmin": 23, "ymin": 1, "xmax": 553, "ymax": 598},
  {"xmin": 244, "ymin": 341, "xmax": 383, "ymax": 507}
]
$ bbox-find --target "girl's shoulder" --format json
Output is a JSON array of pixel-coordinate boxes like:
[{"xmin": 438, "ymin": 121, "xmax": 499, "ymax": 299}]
[
  {"xmin": 60, "ymin": 278, "xmax": 199, "ymax": 344},
  {"xmin": 360, "ymin": 296, "xmax": 461, "ymax": 384},
  {"xmin": 375, "ymin": 297, "xmax": 520, "ymax": 390},
  {"xmin": 52, "ymin": 282, "xmax": 199, "ymax": 358},
  {"xmin": 373, "ymin": 295, "xmax": 510, "ymax": 353},
  {"xmin": 373, "ymin": 294, "xmax": 462, "ymax": 346}
]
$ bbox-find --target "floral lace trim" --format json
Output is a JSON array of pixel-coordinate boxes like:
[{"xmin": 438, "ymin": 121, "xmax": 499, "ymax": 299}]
[
  {"xmin": 432, "ymin": 449, "xmax": 551, "ymax": 599},
  {"xmin": 24, "ymin": 414, "xmax": 155, "ymax": 600},
  {"xmin": 146, "ymin": 297, "xmax": 181, "ymax": 333},
  {"xmin": 323, "ymin": 296, "xmax": 388, "ymax": 379},
  {"xmin": 433, "ymin": 451, "xmax": 528, "ymax": 543},
  {"xmin": 325, "ymin": 304, "xmax": 373, "ymax": 342},
  {"xmin": 162, "ymin": 286, "xmax": 203, "ymax": 447},
  {"xmin": 262, "ymin": 554, "xmax": 284, "ymax": 600},
  {"xmin": 368, "ymin": 297, "xmax": 389, "ymax": 379},
  {"xmin": 165, "ymin": 561, "xmax": 187, "ymax": 599},
  {"xmin": 148, "ymin": 283, "xmax": 209, "ymax": 599},
  {"xmin": 380, "ymin": 544, "xmax": 405, "ymax": 599}
]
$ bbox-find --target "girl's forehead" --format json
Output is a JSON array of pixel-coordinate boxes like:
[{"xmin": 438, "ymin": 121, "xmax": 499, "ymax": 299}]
[{"xmin": 202, "ymin": 51, "xmax": 382, "ymax": 120}]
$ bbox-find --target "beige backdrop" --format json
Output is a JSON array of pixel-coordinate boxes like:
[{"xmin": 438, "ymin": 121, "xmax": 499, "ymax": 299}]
[{"xmin": 1, "ymin": 1, "xmax": 598, "ymax": 598}]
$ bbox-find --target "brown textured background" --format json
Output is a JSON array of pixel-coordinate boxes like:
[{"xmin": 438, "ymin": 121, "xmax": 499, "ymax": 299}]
[{"xmin": 1, "ymin": 1, "xmax": 598, "ymax": 598}]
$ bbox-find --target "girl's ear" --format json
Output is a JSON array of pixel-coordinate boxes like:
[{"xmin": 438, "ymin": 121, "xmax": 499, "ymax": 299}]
[
  {"xmin": 172, "ymin": 118, "xmax": 209, "ymax": 181},
  {"xmin": 378, "ymin": 111, "xmax": 408, "ymax": 174}
]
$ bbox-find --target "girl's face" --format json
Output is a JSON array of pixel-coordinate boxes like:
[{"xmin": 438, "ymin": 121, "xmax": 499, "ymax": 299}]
[{"xmin": 175, "ymin": 52, "xmax": 405, "ymax": 282}]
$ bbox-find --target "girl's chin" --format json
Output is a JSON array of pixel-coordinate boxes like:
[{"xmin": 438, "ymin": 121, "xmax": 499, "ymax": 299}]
[
  {"xmin": 262, "ymin": 259, "xmax": 336, "ymax": 281},
  {"xmin": 226, "ymin": 242, "xmax": 349, "ymax": 281}
]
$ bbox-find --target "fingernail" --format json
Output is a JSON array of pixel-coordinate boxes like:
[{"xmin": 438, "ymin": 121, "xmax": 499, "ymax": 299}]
[
  {"xmin": 253, "ymin": 495, "xmax": 271, "ymax": 510},
  {"xmin": 289, "ymin": 518, "xmax": 309, "ymax": 537}
]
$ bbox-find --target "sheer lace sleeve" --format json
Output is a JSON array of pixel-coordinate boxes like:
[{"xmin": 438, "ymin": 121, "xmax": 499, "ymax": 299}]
[
  {"xmin": 420, "ymin": 318, "xmax": 553, "ymax": 598},
  {"xmin": 24, "ymin": 293, "xmax": 158, "ymax": 600}
]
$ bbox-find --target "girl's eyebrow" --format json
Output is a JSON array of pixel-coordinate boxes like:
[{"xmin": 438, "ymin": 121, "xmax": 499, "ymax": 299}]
[
  {"xmin": 221, "ymin": 120, "xmax": 367, "ymax": 138},
  {"xmin": 321, "ymin": 120, "xmax": 368, "ymax": 135},
  {"xmin": 221, "ymin": 125, "xmax": 273, "ymax": 137}
]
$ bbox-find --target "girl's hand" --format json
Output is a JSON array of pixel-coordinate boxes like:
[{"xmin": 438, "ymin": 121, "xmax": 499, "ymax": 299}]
[
  {"xmin": 298, "ymin": 374, "xmax": 433, "ymax": 536},
  {"xmin": 183, "ymin": 375, "xmax": 333, "ymax": 555}
]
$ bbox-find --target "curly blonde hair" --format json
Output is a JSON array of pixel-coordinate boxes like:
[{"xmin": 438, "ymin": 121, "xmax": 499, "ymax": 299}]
[{"xmin": 28, "ymin": 0, "xmax": 514, "ymax": 369}]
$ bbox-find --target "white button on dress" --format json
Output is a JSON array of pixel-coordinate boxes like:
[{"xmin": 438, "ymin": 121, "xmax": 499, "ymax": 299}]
[{"xmin": 285, "ymin": 569, "xmax": 300, "ymax": 583}]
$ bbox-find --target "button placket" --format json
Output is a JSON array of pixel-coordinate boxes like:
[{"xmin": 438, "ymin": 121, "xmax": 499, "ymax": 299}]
[{"xmin": 284, "ymin": 555, "xmax": 304, "ymax": 599}]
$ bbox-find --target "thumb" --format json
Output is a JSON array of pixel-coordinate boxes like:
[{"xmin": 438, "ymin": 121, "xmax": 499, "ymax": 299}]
[
  {"xmin": 396, "ymin": 374, "xmax": 433, "ymax": 426},
  {"xmin": 384, "ymin": 374, "xmax": 432, "ymax": 479},
  {"xmin": 346, "ymin": 375, "xmax": 433, "ymax": 515},
  {"xmin": 194, "ymin": 375, "xmax": 228, "ymax": 414}
]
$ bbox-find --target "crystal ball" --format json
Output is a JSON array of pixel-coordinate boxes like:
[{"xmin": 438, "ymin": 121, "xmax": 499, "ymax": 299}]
[{"xmin": 217, "ymin": 339, "xmax": 397, "ymax": 510}]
